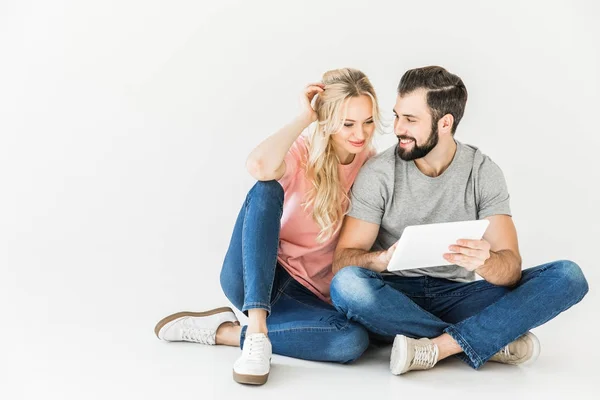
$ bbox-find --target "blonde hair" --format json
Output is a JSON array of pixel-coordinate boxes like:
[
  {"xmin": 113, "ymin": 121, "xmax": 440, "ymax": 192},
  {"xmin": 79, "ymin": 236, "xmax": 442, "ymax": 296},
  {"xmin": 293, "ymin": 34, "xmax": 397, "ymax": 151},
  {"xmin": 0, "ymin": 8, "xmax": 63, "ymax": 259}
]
[{"xmin": 303, "ymin": 68, "xmax": 382, "ymax": 243}]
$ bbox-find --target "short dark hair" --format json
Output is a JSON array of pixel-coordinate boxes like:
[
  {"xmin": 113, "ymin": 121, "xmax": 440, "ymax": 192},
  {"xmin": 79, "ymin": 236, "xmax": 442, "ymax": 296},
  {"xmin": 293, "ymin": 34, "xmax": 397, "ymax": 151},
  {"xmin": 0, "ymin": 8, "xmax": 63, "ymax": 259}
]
[{"xmin": 397, "ymin": 66, "xmax": 467, "ymax": 134}]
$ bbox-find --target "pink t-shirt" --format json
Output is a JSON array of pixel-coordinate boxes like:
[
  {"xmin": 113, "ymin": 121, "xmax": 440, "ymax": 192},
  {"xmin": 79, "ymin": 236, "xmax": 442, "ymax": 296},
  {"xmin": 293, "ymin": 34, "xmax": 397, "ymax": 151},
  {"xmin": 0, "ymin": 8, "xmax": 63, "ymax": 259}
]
[{"xmin": 277, "ymin": 135, "xmax": 373, "ymax": 303}]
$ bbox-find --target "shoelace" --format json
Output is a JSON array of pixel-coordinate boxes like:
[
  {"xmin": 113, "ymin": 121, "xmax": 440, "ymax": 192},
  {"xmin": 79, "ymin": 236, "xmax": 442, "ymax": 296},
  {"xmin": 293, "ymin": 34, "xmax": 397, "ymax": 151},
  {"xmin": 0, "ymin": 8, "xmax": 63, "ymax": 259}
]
[
  {"xmin": 498, "ymin": 345, "xmax": 511, "ymax": 360},
  {"xmin": 411, "ymin": 342, "xmax": 439, "ymax": 369},
  {"xmin": 244, "ymin": 335, "xmax": 268, "ymax": 363},
  {"xmin": 181, "ymin": 328, "xmax": 214, "ymax": 344}
]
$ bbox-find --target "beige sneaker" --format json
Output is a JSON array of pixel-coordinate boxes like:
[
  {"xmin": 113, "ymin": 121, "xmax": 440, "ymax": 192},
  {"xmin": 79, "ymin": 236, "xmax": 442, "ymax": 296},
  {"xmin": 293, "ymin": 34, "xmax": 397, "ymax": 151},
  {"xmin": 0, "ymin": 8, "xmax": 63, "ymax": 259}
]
[
  {"xmin": 489, "ymin": 332, "xmax": 541, "ymax": 365},
  {"xmin": 390, "ymin": 335, "xmax": 439, "ymax": 375}
]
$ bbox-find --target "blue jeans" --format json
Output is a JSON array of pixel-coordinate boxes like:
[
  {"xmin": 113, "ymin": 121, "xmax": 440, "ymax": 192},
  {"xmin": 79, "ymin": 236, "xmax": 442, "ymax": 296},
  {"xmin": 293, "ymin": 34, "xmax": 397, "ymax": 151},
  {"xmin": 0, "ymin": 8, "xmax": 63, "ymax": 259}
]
[
  {"xmin": 330, "ymin": 262, "xmax": 588, "ymax": 369},
  {"xmin": 219, "ymin": 180, "xmax": 369, "ymax": 363}
]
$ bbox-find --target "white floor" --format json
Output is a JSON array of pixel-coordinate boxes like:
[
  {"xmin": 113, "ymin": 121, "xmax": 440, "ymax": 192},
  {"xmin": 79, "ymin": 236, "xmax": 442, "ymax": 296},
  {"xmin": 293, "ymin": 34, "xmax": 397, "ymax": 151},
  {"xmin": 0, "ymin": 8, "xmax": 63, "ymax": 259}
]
[{"xmin": 4, "ymin": 280, "xmax": 598, "ymax": 400}]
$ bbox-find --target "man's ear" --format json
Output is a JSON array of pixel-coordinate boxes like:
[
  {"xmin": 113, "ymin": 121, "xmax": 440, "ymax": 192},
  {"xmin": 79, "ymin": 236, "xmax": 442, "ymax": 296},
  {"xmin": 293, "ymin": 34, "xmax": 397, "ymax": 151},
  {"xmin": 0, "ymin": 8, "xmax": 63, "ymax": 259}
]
[{"xmin": 438, "ymin": 113, "xmax": 454, "ymax": 135}]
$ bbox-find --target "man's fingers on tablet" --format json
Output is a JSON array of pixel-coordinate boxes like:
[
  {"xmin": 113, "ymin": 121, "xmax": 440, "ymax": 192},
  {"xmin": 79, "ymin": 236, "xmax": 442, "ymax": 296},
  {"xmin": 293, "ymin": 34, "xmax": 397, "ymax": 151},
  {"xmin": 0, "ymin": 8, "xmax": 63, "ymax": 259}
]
[
  {"xmin": 444, "ymin": 253, "xmax": 455, "ymax": 262},
  {"xmin": 457, "ymin": 239, "xmax": 476, "ymax": 248},
  {"xmin": 449, "ymin": 245, "xmax": 476, "ymax": 257},
  {"xmin": 445, "ymin": 254, "xmax": 472, "ymax": 271},
  {"xmin": 445, "ymin": 253, "xmax": 470, "ymax": 264},
  {"xmin": 457, "ymin": 239, "xmax": 490, "ymax": 251}
]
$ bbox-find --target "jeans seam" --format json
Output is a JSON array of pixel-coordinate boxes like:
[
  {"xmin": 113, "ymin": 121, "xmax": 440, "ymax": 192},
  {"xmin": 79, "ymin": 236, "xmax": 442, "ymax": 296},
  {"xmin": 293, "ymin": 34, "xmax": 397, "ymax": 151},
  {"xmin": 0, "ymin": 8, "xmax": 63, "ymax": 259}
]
[
  {"xmin": 348, "ymin": 314, "xmax": 389, "ymax": 336},
  {"xmin": 267, "ymin": 321, "xmax": 353, "ymax": 334},
  {"xmin": 444, "ymin": 326, "xmax": 483, "ymax": 368},
  {"xmin": 240, "ymin": 184, "xmax": 283, "ymax": 317},
  {"xmin": 242, "ymin": 302, "xmax": 271, "ymax": 313},
  {"xmin": 270, "ymin": 276, "xmax": 293, "ymax": 306}
]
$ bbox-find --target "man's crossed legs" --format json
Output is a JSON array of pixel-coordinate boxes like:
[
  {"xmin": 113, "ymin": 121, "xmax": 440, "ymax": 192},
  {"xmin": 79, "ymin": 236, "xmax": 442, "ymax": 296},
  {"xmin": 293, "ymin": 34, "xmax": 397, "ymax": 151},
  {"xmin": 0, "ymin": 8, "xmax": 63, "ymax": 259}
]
[{"xmin": 330, "ymin": 260, "xmax": 588, "ymax": 374}]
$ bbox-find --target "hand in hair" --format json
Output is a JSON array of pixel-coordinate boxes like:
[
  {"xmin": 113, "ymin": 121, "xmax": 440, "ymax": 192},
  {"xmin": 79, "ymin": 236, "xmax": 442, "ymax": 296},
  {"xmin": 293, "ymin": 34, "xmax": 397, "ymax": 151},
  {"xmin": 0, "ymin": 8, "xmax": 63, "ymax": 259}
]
[
  {"xmin": 246, "ymin": 83, "xmax": 323, "ymax": 182},
  {"xmin": 300, "ymin": 82, "xmax": 325, "ymax": 123}
]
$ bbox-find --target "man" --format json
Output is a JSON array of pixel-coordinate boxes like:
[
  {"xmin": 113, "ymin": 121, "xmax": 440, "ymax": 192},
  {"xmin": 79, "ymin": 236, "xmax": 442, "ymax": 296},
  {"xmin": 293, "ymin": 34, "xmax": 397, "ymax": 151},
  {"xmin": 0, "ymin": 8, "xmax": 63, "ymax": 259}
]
[{"xmin": 331, "ymin": 66, "xmax": 589, "ymax": 375}]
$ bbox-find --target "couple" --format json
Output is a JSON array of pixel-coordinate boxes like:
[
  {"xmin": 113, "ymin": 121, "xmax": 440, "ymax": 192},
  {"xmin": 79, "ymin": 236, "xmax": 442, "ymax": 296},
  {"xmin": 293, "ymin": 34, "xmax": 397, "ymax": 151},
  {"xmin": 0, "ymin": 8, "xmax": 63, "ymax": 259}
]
[{"xmin": 154, "ymin": 66, "xmax": 588, "ymax": 385}]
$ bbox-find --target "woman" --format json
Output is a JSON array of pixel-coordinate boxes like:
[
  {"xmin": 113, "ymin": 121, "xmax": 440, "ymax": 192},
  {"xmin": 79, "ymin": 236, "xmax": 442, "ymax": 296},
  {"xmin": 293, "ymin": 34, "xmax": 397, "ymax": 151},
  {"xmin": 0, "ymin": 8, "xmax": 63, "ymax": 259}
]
[{"xmin": 154, "ymin": 68, "xmax": 382, "ymax": 385}]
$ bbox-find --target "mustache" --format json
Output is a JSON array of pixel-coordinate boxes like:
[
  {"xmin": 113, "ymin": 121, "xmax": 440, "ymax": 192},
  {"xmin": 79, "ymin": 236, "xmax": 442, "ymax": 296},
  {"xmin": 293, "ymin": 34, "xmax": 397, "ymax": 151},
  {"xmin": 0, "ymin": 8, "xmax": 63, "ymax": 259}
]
[{"xmin": 397, "ymin": 135, "xmax": 415, "ymax": 141}]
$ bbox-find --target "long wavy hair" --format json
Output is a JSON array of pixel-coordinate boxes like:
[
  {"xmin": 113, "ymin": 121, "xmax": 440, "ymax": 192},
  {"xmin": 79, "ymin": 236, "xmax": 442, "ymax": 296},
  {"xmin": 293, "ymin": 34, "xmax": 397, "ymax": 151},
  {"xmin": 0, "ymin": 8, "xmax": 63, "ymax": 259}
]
[{"xmin": 303, "ymin": 68, "xmax": 382, "ymax": 243}]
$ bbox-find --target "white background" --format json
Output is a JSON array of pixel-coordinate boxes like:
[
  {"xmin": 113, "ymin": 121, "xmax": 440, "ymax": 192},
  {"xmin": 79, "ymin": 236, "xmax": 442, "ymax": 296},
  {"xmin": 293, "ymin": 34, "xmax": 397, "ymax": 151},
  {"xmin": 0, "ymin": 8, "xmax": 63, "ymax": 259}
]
[{"xmin": 1, "ymin": 1, "xmax": 599, "ymax": 399}]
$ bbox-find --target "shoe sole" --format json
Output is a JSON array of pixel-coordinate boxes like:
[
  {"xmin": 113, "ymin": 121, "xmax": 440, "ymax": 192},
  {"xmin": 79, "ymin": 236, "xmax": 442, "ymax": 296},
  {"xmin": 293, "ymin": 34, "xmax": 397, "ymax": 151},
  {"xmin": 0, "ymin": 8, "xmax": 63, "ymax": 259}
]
[
  {"xmin": 232, "ymin": 370, "xmax": 269, "ymax": 385},
  {"xmin": 154, "ymin": 307, "xmax": 235, "ymax": 338},
  {"xmin": 390, "ymin": 335, "xmax": 408, "ymax": 375}
]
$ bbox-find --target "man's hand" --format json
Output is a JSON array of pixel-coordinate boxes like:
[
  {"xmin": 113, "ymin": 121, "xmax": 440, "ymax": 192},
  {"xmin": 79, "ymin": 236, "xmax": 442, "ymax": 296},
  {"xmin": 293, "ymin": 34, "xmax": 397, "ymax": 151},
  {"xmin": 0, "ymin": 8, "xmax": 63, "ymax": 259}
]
[
  {"xmin": 372, "ymin": 241, "xmax": 399, "ymax": 272},
  {"xmin": 444, "ymin": 239, "xmax": 491, "ymax": 272}
]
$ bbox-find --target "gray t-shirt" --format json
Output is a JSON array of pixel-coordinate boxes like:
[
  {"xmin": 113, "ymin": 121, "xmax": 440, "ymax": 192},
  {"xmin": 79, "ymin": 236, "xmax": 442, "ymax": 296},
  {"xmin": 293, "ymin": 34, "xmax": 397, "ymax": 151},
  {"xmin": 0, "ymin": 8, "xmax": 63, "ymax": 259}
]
[{"xmin": 348, "ymin": 140, "xmax": 511, "ymax": 282}]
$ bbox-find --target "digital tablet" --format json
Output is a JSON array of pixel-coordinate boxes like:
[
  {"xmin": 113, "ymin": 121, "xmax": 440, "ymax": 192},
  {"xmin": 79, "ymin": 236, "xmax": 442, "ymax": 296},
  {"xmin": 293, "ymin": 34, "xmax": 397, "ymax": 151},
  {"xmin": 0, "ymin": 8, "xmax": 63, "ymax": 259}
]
[{"xmin": 387, "ymin": 220, "xmax": 490, "ymax": 272}]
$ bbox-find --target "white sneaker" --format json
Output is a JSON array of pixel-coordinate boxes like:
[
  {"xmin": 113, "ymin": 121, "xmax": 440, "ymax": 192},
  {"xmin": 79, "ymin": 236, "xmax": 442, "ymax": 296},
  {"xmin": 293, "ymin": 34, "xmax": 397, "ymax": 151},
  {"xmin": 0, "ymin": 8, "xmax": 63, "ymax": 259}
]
[
  {"xmin": 390, "ymin": 335, "xmax": 439, "ymax": 375},
  {"xmin": 154, "ymin": 307, "xmax": 238, "ymax": 345},
  {"xmin": 489, "ymin": 331, "xmax": 541, "ymax": 365},
  {"xmin": 233, "ymin": 333, "xmax": 272, "ymax": 385}
]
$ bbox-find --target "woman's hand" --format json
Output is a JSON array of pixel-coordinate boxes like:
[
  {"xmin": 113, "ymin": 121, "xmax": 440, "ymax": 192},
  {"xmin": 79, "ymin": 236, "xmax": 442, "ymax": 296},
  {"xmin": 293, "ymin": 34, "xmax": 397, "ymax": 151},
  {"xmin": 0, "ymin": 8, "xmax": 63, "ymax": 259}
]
[
  {"xmin": 245, "ymin": 82, "xmax": 324, "ymax": 182},
  {"xmin": 300, "ymin": 83, "xmax": 325, "ymax": 123}
]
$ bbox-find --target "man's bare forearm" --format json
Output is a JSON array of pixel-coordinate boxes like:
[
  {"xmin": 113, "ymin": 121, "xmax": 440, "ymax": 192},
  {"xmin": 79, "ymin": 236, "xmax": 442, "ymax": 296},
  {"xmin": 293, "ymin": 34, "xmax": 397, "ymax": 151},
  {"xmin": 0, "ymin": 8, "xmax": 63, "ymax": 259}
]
[
  {"xmin": 476, "ymin": 249, "xmax": 522, "ymax": 286},
  {"xmin": 333, "ymin": 248, "xmax": 385, "ymax": 275}
]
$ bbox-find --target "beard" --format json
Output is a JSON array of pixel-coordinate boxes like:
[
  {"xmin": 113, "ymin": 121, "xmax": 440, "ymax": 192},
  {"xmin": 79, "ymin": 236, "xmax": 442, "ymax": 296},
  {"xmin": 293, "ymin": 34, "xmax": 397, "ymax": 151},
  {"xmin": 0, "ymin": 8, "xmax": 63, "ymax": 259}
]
[{"xmin": 396, "ymin": 122, "xmax": 439, "ymax": 161}]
